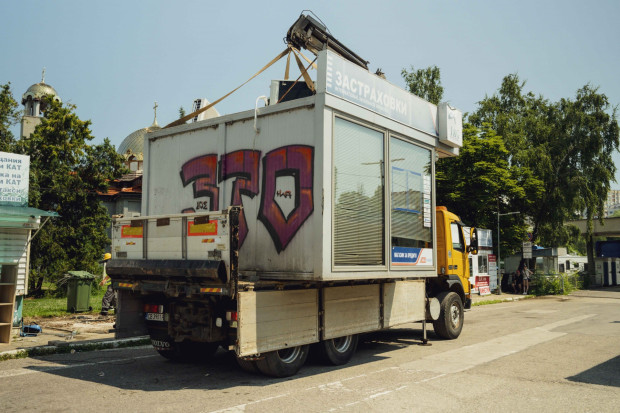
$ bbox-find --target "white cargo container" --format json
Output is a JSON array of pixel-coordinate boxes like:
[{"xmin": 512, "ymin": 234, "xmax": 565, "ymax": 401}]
[{"xmin": 139, "ymin": 50, "xmax": 459, "ymax": 281}]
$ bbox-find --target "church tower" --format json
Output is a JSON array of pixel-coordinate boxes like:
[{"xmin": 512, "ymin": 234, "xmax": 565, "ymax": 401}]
[{"xmin": 20, "ymin": 69, "xmax": 61, "ymax": 138}]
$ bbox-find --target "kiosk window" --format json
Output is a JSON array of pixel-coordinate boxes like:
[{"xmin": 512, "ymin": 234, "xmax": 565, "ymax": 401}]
[
  {"xmin": 333, "ymin": 117, "xmax": 385, "ymax": 266},
  {"xmin": 389, "ymin": 137, "xmax": 433, "ymax": 266}
]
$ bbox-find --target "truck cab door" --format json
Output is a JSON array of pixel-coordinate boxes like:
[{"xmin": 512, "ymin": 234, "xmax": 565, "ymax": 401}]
[{"xmin": 449, "ymin": 222, "xmax": 470, "ymax": 295}]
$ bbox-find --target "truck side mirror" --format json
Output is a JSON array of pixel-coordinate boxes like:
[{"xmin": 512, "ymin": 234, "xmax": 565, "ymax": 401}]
[{"xmin": 467, "ymin": 227, "xmax": 479, "ymax": 255}]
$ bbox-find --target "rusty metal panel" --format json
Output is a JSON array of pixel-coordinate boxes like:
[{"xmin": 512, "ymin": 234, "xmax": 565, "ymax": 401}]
[
  {"xmin": 237, "ymin": 289, "xmax": 318, "ymax": 356},
  {"xmin": 383, "ymin": 280, "xmax": 425, "ymax": 327},
  {"xmin": 323, "ymin": 284, "xmax": 380, "ymax": 339}
]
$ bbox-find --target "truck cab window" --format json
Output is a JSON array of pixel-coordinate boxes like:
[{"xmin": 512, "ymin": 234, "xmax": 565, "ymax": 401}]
[{"xmin": 450, "ymin": 222, "xmax": 464, "ymax": 251}]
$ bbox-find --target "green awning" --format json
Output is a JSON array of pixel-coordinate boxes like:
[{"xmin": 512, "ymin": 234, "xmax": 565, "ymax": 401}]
[{"xmin": 0, "ymin": 205, "xmax": 59, "ymax": 217}]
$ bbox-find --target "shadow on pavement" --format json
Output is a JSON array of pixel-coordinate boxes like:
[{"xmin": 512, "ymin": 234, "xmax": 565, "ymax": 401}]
[
  {"xmin": 23, "ymin": 326, "xmax": 439, "ymax": 391},
  {"xmin": 567, "ymin": 355, "xmax": 620, "ymax": 388}
]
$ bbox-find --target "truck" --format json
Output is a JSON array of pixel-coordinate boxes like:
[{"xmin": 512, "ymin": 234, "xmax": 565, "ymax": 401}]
[{"xmin": 107, "ymin": 14, "xmax": 477, "ymax": 377}]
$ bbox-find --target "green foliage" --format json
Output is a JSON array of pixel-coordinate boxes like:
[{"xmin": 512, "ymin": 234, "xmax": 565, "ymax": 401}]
[
  {"xmin": 470, "ymin": 75, "xmax": 619, "ymax": 247},
  {"xmin": 12, "ymin": 99, "xmax": 126, "ymax": 293},
  {"xmin": 436, "ymin": 122, "xmax": 542, "ymax": 255},
  {"xmin": 179, "ymin": 106, "xmax": 186, "ymax": 119},
  {"xmin": 564, "ymin": 225, "xmax": 587, "ymax": 255},
  {"xmin": 401, "ymin": 65, "xmax": 444, "ymax": 105},
  {"xmin": 0, "ymin": 82, "xmax": 20, "ymax": 151},
  {"xmin": 530, "ymin": 272, "xmax": 583, "ymax": 296}
]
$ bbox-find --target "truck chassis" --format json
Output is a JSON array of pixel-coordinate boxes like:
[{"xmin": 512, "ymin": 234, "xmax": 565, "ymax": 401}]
[{"xmin": 108, "ymin": 207, "xmax": 466, "ymax": 377}]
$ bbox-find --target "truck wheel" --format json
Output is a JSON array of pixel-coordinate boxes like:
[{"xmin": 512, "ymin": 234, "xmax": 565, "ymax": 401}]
[
  {"xmin": 316, "ymin": 335, "xmax": 359, "ymax": 365},
  {"xmin": 236, "ymin": 357, "xmax": 259, "ymax": 374},
  {"xmin": 432, "ymin": 291, "xmax": 464, "ymax": 339},
  {"xmin": 256, "ymin": 345, "xmax": 309, "ymax": 377}
]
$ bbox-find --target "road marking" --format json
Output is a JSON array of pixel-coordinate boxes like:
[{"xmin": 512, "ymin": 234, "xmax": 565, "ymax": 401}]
[
  {"xmin": 206, "ymin": 314, "xmax": 596, "ymax": 413},
  {"xmin": 0, "ymin": 354, "xmax": 157, "ymax": 379},
  {"xmin": 327, "ymin": 373, "xmax": 448, "ymax": 411},
  {"xmin": 522, "ymin": 309, "xmax": 558, "ymax": 314},
  {"xmin": 401, "ymin": 313, "xmax": 595, "ymax": 374},
  {"xmin": 208, "ymin": 394, "xmax": 290, "ymax": 413},
  {"xmin": 207, "ymin": 367, "xmax": 400, "ymax": 413},
  {"xmin": 325, "ymin": 314, "xmax": 596, "ymax": 411},
  {"xmin": 369, "ymin": 390, "xmax": 393, "ymax": 399}
]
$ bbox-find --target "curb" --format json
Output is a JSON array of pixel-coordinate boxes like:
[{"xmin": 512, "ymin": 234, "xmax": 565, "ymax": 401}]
[
  {"xmin": 0, "ymin": 335, "xmax": 150, "ymax": 362},
  {"xmin": 472, "ymin": 294, "xmax": 533, "ymax": 306}
]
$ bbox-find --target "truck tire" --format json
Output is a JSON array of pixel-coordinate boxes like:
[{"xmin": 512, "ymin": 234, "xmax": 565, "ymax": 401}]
[
  {"xmin": 432, "ymin": 291, "xmax": 464, "ymax": 339},
  {"xmin": 315, "ymin": 335, "xmax": 359, "ymax": 365},
  {"xmin": 236, "ymin": 357, "xmax": 260, "ymax": 374},
  {"xmin": 256, "ymin": 345, "xmax": 309, "ymax": 377}
]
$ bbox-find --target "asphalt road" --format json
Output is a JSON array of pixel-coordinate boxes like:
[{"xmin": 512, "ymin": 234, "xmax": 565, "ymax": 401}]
[{"xmin": 1, "ymin": 290, "xmax": 618, "ymax": 412}]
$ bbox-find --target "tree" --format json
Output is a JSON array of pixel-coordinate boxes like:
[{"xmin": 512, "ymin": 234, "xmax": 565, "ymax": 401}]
[
  {"xmin": 0, "ymin": 82, "xmax": 20, "ymax": 152},
  {"xmin": 401, "ymin": 66, "xmax": 538, "ymax": 255},
  {"xmin": 401, "ymin": 65, "xmax": 444, "ymax": 105},
  {"xmin": 436, "ymin": 122, "xmax": 542, "ymax": 255},
  {"xmin": 14, "ymin": 99, "xmax": 126, "ymax": 294},
  {"xmin": 179, "ymin": 106, "xmax": 186, "ymax": 119},
  {"xmin": 560, "ymin": 85, "xmax": 619, "ymax": 272},
  {"xmin": 471, "ymin": 76, "xmax": 619, "ymax": 254}
]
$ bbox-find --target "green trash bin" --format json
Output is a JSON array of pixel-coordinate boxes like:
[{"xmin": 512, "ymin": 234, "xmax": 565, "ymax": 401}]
[{"xmin": 66, "ymin": 271, "xmax": 95, "ymax": 313}]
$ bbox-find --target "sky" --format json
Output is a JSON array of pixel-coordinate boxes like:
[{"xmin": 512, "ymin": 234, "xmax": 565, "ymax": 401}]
[{"xmin": 3, "ymin": 1, "xmax": 620, "ymax": 186}]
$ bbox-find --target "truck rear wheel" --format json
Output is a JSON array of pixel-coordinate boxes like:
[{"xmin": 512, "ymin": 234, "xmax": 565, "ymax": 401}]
[
  {"xmin": 316, "ymin": 335, "xmax": 358, "ymax": 365},
  {"xmin": 236, "ymin": 357, "xmax": 260, "ymax": 374},
  {"xmin": 256, "ymin": 345, "xmax": 309, "ymax": 377},
  {"xmin": 432, "ymin": 291, "xmax": 463, "ymax": 339}
]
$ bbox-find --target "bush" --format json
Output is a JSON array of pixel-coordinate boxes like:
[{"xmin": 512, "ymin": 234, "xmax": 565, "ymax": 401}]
[{"xmin": 530, "ymin": 272, "xmax": 583, "ymax": 296}]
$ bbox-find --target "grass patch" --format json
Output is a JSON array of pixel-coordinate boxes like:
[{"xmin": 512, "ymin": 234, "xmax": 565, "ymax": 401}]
[
  {"xmin": 472, "ymin": 295, "xmax": 535, "ymax": 306},
  {"xmin": 23, "ymin": 287, "xmax": 107, "ymax": 318},
  {"xmin": 472, "ymin": 299, "xmax": 505, "ymax": 306}
]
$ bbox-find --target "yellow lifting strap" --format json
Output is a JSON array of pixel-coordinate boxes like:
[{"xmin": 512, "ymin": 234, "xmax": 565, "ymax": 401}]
[
  {"xmin": 165, "ymin": 47, "xmax": 290, "ymax": 129},
  {"xmin": 284, "ymin": 50, "xmax": 291, "ymax": 80},
  {"xmin": 277, "ymin": 55, "xmax": 318, "ymax": 104},
  {"xmin": 291, "ymin": 47, "xmax": 317, "ymax": 70},
  {"xmin": 292, "ymin": 49, "xmax": 316, "ymax": 93}
]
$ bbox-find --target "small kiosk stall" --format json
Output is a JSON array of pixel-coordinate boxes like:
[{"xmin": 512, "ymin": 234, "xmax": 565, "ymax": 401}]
[{"xmin": 0, "ymin": 152, "xmax": 57, "ymax": 344}]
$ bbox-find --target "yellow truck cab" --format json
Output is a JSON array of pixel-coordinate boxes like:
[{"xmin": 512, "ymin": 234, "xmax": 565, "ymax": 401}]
[{"xmin": 429, "ymin": 206, "xmax": 478, "ymax": 339}]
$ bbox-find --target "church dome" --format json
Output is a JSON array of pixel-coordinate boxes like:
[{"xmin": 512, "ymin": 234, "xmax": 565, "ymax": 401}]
[
  {"xmin": 118, "ymin": 123, "xmax": 161, "ymax": 157},
  {"xmin": 118, "ymin": 102, "xmax": 161, "ymax": 158},
  {"xmin": 22, "ymin": 82, "xmax": 61, "ymax": 105}
]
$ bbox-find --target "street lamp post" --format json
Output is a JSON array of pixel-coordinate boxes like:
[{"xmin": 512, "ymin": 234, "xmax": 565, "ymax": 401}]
[{"xmin": 496, "ymin": 211, "xmax": 520, "ymax": 295}]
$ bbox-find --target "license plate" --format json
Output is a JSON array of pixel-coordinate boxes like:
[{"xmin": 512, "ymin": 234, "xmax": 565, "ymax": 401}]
[{"xmin": 146, "ymin": 312, "xmax": 165, "ymax": 321}]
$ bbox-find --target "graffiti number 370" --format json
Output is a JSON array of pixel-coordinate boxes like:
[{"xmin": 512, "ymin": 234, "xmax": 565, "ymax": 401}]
[{"xmin": 180, "ymin": 145, "xmax": 314, "ymax": 253}]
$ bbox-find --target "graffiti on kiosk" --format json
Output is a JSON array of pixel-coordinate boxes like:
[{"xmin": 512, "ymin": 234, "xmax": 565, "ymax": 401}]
[
  {"xmin": 276, "ymin": 190, "xmax": 292, "ymax": 198},
  {"xmin": 180, "ymin": 145, "xmax": 314, "ymax": 252}
]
